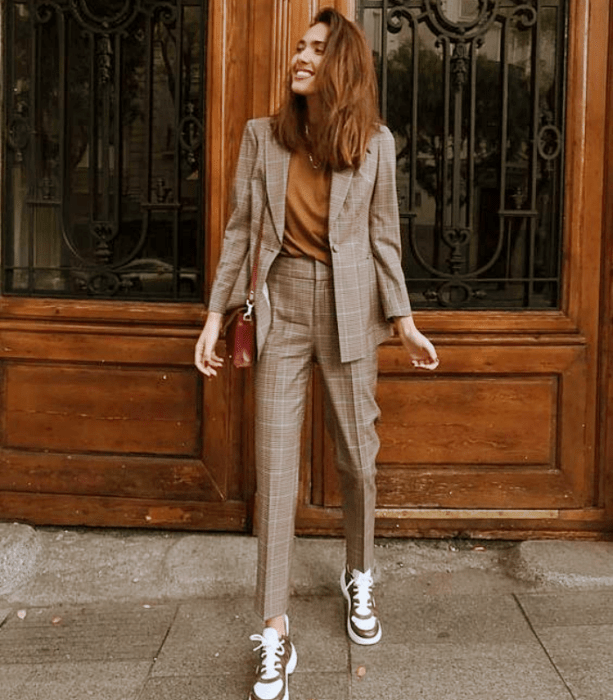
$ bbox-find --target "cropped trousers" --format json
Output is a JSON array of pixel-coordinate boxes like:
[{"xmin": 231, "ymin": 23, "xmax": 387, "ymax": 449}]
[{"xmin": 254, "ymin": 255, "xmax": 380, "ymax": 621}]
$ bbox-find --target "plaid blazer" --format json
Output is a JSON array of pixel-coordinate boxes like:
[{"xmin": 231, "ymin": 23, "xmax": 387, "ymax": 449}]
[{"xmin": 208, "ymin": 117, "xmax": 412, "ymax": 364}]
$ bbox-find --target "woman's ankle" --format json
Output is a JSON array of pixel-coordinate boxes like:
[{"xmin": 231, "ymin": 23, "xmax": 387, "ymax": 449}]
[{"xmin": 265, "ymin": 614, "xmax": 286, "ymax": 637}]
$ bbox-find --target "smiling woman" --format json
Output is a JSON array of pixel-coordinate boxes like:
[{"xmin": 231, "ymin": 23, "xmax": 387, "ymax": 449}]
[
  {"xmin": 194, "ymin": 7, "xmax": 437, "ymax": 700},
  {"xmin": 272, "ymin": 8, "xmax": 381, "ymax": 172}
]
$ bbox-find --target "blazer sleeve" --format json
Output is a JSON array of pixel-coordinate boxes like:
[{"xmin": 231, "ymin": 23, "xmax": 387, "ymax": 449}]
[
  {"xmin": 369, "ymin": 126, "xmax": 413, "ymax": 319},
  {"xmin": 207, "ymin": 120, "xmax": 258, "ymax": 314}
]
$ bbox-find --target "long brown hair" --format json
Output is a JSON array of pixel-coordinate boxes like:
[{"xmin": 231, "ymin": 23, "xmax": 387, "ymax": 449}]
[{"xmin": 271, "ymin": 8, "xmax": 381, "ymax": 171}]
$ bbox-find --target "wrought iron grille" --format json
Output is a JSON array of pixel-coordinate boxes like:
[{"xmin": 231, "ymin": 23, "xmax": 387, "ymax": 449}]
[
  {"xmin": 3, "ymin": 0, "xmax": 206, "ymax": 300},
  {"xmin": 359, "ymin": 0, "xmax": 567, "ymax": 309}
]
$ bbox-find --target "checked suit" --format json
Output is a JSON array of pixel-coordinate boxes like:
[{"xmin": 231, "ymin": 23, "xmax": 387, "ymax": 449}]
[{"xmin": 208, "ymin": 118, "xmax": 412, "ymax": 620}]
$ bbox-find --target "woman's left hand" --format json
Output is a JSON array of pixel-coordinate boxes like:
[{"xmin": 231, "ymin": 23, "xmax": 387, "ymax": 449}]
[{"xmin": 395, "ymin": 316, "xmax": 439, "ymax": 370}]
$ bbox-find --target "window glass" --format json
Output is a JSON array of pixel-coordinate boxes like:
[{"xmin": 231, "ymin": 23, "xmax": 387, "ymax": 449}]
[
  {"xmin": 4, "ymin": 0, "xmax": 206, "ymax": 300},
  {"xmin": 360, "ymin": 0, "xmax": 566, "ymax": 309}
]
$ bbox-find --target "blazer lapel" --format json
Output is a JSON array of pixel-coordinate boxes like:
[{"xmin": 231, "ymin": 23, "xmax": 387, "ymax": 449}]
[
  {"xmin": 328, "ymin": 168, "xmax": 354, "ymax": 228},
  {"xmin": 265, "ymin": 134, "xmax": 290, "ymax": 244}
]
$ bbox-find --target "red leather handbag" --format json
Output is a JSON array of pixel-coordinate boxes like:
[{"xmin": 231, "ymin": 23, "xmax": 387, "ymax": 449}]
[
  {"xmin": 222, "ymin": 223, "xmax": 264, "ymax": 369},
  {"xmin": 223, "ymin": 300, "xmax": 255, "ymax": 368}
]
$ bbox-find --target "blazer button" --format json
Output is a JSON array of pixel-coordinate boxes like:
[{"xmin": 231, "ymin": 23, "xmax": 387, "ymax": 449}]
[{"xmin": 332, "ymin": 244, "xmax": 340, "ymax": 253}]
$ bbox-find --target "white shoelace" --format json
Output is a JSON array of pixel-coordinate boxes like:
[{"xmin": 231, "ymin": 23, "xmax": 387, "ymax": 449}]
[
  {"xmin": 250, "ymin": 631, "xmax": 285, "ymax": 680},
  {"xmin": 349, "ymin": 569, "xmax": 375, "ymax": 615}
]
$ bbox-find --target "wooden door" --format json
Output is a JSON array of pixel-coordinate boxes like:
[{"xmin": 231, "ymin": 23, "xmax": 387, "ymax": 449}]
[
  {"xmin": 0, "ymin": 0, "xmax": 353, "ymax": 533},
  {"xmin": 0, "ymin": 0, "xmax": 261, "ymax": 531},
  {"xmin": 295, "ymin": 0, "xmax": 613, "ymax": 539},
  {"xmin": 1, "ymin": 0, "xmax": 611, "ymax": 539}
]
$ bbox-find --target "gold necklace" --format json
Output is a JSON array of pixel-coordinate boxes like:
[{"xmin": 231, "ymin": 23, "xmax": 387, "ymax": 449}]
[
  {"xmin": 307, "ymin": 151, "xmax": 322, "ymax": 170},
  {"xmin": 304, "ymin": 123, "xmax": 322, "ymax": 170}
]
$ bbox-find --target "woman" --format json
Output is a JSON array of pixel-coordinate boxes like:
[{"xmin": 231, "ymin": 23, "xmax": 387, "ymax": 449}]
[{"xmin": 195, "ymin": 8, "xmax": 438, "ymax": 700}]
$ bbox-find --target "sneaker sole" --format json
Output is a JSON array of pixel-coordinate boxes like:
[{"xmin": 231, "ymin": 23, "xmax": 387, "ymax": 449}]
[
  {"xmin": 340, "ymin": 570, "xmax": 382, "ymax": 646},
  {"xmin": 287, "ymin": 644, "xmax": 297, "ymax": 675}
]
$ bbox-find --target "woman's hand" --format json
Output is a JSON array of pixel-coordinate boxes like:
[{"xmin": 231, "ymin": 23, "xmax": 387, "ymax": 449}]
[
  {"xmin": 395, "ymin": 316, "xmax": 439, "ymax": 370},
  {"xmin": 195, "ymin": 312, "xmax": 225, "ymax": 376}
]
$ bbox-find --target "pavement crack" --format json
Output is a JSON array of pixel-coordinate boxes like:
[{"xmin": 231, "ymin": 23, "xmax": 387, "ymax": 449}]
[
  {"xmin": 0, "ymin": 613, "xmax": 10, "ymax": 632},
  {"xmin": 512, "ymin": 594, "xmax": 578, "ymax": 700}
]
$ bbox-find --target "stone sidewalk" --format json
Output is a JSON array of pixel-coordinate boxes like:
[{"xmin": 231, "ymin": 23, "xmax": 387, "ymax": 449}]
[
  {"xmin": 0, "ymin": 527, "xmax": 612, "ymax": 699},
  {"xmin": 1, "ymin": 585, "xmax": 612, "ymax": 699}
]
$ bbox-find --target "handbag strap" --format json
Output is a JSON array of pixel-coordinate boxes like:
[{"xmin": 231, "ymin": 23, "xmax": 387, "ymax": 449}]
[{"xmin": 244, "ymin": 211, "xmax": 265, "ymax": 317}]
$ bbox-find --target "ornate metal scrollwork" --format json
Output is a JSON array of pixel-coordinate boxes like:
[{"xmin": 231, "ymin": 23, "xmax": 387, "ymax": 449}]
[
  {"xmin": 68, "ymin": 0, "xmax": 140, "ymax": 33},
  {"xmin": 537, "ymin": 125, "xmax": 562, "ymax": 161},
  {"xmin": 34, "ymin": 2, "xmax": 60, "ymax": 24},
  {"xmin": 91, "ymin": 222, "xmax": 118, "ymax": 265},
  {"xmin": 511, "ymin": 3, "xmax": 537, "ymax": 29},
  {"xmin": 179, "ymin": 102, "xmax": 203, "ymax": 170},
  {"xmin": 96, "ymin": 34, "xmax": 113, "ymax": 85},
  {"xmin": 450, "ymin": 41, "xmax": 469, "ymax": 91},
  {"xmin": 371, "ymin": 0, "xmax": 565, "ymax": 308},
  {"xmin": 4, "ymin": 0, "xmax": 205, "ymax": 299},
  {"xmin": 423, "ymin": 0, "xmax": 499, "ymax": 41},
  {"xmin": 85, "ymin": 270, "xmax": 121, "ymax": 295},
  {"xmin": 8, "ymin": 103, "xmax": 30, "ymax": 163}
]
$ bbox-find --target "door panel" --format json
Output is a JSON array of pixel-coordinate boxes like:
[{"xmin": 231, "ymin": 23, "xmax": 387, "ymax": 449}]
[
  {"xmin": 376, "ymin": 375, "xmax": 557, "ymax": 467},
  {"xmin": 0, "ymin": 451, "xmax": 224, "ymax": 501},
  {"xmin": 309, "ymin": 341, "xmax": 588, "ymax": 508},
  {"xmin": 0, "ymin": 307, "xmax": 251, "ymax": 530},
  {"xmin": 4, "ymin": 364, "xmax": 200, "ymax": 454}
]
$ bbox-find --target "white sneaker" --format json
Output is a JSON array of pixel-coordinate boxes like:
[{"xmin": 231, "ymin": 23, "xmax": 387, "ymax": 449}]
[
  {"xmin": 340, "ymin": 568, "xmax": 382, "ymax": 645},
  {"xmin": 248, "ymin": 614, "xmax": 297, "ymax": 700}
]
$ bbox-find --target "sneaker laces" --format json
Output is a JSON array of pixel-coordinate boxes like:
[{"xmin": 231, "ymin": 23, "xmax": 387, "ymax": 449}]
[
  {"xmin": 349, "ymin": 569, "xmax": 375, "ymax": 615},
  {"xmin": 250, "ymin": 630, "xmax": 285, "ymax": 680}
]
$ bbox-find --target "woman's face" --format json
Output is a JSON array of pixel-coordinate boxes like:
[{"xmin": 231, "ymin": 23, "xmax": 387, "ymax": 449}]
[{"xmin": 290, "ymin": 22, "xmax": 329, "ymax": 97}]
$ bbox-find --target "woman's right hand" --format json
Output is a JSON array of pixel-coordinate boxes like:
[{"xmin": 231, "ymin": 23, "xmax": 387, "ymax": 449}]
[{"xmin": 195, "ymin": 312, "xmax": 225, "ymax": 376}]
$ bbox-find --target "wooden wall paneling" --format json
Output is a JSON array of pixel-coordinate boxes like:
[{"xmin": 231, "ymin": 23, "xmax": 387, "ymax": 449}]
[
  {"xmin": 376, "ymin": 376, "xmax": 556, "ymax": 467},
  {"xmin": 0, "ymin": 491, "xmax": 247, "ymax": 531},
  {"xmin": 251, "ymin": 0, "xmax": 278, "ymax": 117},
  {"xmin": 380, "ymin": 340, "xmax": 590, "ymax": 511},
  {"xmin": 0, "ymin": 317, "xmax": 245, "ymax": 529},
  {"xmin": 601, "ymin": 2, "xmax": 613, "ymax": 532},
  {"xmin": 0, "ymin": 360, "xmax": 5, "ymax": 453},
  {"xmin": 271, "ymin": 0, "xmax": 294, "ymax": 115},
  {"xmin": 311, "ymin": 0, "xmax": 356, "ymax": 18},
  {"xmin": 0, "ymin": 324, "xmax": 199, "ymax": 365},
  {"xmin": 564, "ymin": 0, "xmax": 607, "ymax": 327},
  {"xmin": 201, "ymin": 0, "xmax": 267, "ymax": 521},
  {"xmin": 308, "ymin": 341, "xmax": 589, "ymax": 506},
  {"xmin": 558, "ymin": 0, "xmax": 609, "ymax": 515},
  {"xmin": 205, "ymin": 0, "xmax": 256, "ymax": 283}
]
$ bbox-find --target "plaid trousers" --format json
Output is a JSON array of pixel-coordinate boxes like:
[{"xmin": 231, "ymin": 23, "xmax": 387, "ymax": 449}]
[{"xmin": 254, "ymin": 256, "xmax": 380, "ymax": 621}]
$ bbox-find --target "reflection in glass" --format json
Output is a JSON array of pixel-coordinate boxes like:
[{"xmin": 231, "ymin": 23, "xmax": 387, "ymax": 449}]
[{"xmin": 440, "ymin": 0, "xmax": 481, "ymax": 24}]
